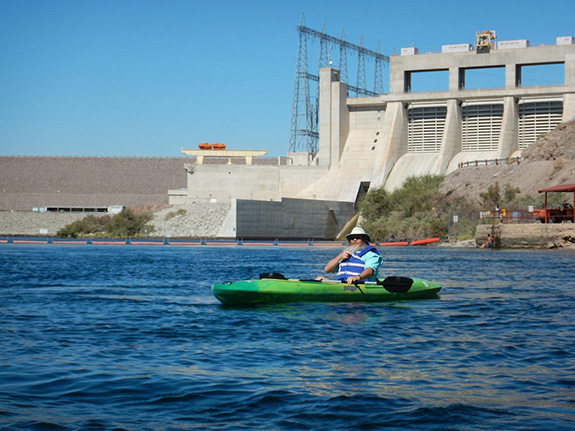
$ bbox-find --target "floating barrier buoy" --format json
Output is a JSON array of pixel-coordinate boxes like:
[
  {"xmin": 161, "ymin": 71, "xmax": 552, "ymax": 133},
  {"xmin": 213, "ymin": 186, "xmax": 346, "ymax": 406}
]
[{"xmin": 410, "ymin": 238, "xmax": 440, "ymax": 246}]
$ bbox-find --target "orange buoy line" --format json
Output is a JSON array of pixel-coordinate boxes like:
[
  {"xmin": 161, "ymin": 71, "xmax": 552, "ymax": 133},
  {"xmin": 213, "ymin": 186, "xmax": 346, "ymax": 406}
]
[
  {"xmin": 51, "ymin": 240, "xmax": 88, "ymax": 244},
  {"xmin": 167, "ymin": 241, "xmax": 203, "ymax": 246},
  {"xmin": 0, "ymin": 237, "xmax": 443, "ymax": 247},
  {"xmin": 129, "ymin": 241, "xmax": 165, "ymax": 245},
  {"xmin": 11, "ymin": 239, "xmax": 48, "ymax": 244},
  {"xmin": 410, "ymin": 238, "xmax": 440, "ymax": 246},
  {"xmin": 379, "ymin": 241, "xmax": 409, "ymax": 246}
]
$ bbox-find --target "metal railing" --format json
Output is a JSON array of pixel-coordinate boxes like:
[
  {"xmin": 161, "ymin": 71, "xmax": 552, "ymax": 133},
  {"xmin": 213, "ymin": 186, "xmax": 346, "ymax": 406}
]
[
  {"xmin": 458, "ymin": 157, "xmax": 521, "ymax": 169},
  {"xmin": 479, "ymin": 209, "xmax": 538, "ymax": 224}
]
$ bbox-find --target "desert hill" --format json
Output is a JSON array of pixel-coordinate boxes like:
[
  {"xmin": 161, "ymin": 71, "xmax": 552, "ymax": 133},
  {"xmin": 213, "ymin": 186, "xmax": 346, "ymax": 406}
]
[{"xmin": 439, "ymin": 120, "xmax": 575, "ymax": 204}]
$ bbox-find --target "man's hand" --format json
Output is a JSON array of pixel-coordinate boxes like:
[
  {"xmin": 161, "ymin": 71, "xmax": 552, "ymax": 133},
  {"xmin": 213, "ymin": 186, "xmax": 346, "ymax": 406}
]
[{"xmin": 340, "ymin": 250, "xmax": 352, "ymax": 260}]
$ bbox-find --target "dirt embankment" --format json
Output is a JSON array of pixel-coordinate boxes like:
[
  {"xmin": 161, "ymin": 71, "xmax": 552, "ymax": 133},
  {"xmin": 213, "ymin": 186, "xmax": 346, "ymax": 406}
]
[
  {"xmin": 440, "ymin": 120, "xmax": 575, "ymax": 204},
  {"xmin": 0, "ymin": 203, "xmax": 231, "ymax": 238},
  {"xmin": 440, "ymin": 120, "xmax": 575, "ymax": 248}
]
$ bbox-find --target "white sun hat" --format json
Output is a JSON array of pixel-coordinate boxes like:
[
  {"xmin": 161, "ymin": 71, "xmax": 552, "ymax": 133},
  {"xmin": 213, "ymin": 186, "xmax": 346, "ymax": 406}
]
[{"xmin": 346, "ymin": 227, "xmax": 371, "ymax": 244}]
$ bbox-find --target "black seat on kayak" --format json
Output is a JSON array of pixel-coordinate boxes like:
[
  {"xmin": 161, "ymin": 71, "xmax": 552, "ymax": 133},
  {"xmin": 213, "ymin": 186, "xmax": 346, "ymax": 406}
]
[
  {"xmin": 379, "ymin": 276, "xmax": 413, "ymax": 293},
  {"xmin": 259, "ymin": 272, "xmax": 287, "ymax": 280}
]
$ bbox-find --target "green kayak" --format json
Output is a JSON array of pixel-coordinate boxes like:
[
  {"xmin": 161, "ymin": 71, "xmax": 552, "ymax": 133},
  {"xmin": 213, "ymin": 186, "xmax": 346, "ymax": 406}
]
[{"xmin": 212, "ymin": 273, "xmax": 442, "ymax": 305}]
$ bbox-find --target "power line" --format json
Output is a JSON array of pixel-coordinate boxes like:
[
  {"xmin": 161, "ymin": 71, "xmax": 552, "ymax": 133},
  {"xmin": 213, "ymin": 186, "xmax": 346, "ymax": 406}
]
[
  {"xmin": 289, "ymin": 16, "xmax": 389, "ymax": 155},
  {"xmin": 295, "ymin": 25, "xmax": 390, "ymax": 62}
]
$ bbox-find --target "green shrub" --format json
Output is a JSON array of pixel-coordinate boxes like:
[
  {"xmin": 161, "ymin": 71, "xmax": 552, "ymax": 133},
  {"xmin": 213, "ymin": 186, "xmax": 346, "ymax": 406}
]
[
  {"xmin": 164, "ymin": 208, "xmax": 187, "ymax": 220},
  {"xmin": 358, "ymin": 187, "xmax": 393, "ymax": 221},
  {"xmin": 479, "ymin": 182, "xmax": 522, "ymax": 208},
  {"xmin": 359, "ymin": 175, "xmax": 451, "ymax": 242},
  {"xmin": 57, "ymin": 208, "xmax": 153, "ymax": 238},
  {"xmin": 359, "ymin": 175, "xmax": 563, "ymax": 242},
  {"xmin": 105, "ymin": 208, "xmax": 154, "ymax": 238},
  {"xmin": 57, "ymin": 214, "xmax": 111, "ymax": 238}
]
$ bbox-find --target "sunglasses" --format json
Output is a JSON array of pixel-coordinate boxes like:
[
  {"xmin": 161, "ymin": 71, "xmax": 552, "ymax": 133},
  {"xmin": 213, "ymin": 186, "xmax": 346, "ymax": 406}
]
[{"xmin": 348, "ymin": 235, "xmax": 363, "ymax": 240}]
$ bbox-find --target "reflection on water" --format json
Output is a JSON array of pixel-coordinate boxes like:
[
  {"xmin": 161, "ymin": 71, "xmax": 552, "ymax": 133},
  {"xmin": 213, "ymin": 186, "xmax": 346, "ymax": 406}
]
[{"xmin": 1, "ymin": 245, "xmax": 574, "ymax": 430}]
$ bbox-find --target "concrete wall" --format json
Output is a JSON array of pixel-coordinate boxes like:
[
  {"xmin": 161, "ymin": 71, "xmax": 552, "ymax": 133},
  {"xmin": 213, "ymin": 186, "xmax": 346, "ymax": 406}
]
[
  {"xmin": 390, "ymin": 44, "xmax": 575, "ymax": 92},
  {"xmin": 315, "ymin": 68, "xmax": 350, "ymax": 167},
  {"xmin": 235, "ymin": 198, "xmax": 355, "ymax": 240},
  {"xmin": 184, "ymin": 163, "xmax": 329, "ymax": 203},
  {"xmin": 476, "ymin": 223, "xmax": 575, "ymax": 249},
  {"xmin": 0, "ymin": 156, "xmax": 190, "ymax": 211}
]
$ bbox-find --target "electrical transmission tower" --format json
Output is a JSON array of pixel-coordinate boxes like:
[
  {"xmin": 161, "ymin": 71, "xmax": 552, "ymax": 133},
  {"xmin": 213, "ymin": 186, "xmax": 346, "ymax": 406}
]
[
  {"xmin": 374, "ymin": 42, "xmax": 384, "ymax": 95},
  {"xmin": 289, "ymin": 15, "xmax": 390, "ymax": 155}
]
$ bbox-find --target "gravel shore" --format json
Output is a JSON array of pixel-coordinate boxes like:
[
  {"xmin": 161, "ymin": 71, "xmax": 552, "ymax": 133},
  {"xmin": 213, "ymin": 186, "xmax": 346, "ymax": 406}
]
[
  {"xmin": 0, "ymin": 212, "xmax": 89, "ymax": 236},
  {"xmin": 148, "ymin": 203, "xmax": 231, "ymax": 238},
  {"xmin": 0, "ymin": 202, "xmax": 231, "ymax": 238}
]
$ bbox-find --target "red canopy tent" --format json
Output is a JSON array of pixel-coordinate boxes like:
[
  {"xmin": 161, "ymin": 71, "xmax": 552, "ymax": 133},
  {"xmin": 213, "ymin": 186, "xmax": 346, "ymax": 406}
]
[{"xmin": 537, "ymin": 184, "xmax": 575, "ymax": 223}]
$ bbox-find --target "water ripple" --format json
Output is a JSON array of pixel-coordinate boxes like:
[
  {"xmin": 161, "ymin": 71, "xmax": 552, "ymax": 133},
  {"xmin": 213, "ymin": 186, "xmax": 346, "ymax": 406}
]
[{"xmin": 1, "ymin": 246, "xmax": 575, "ymax": 430}]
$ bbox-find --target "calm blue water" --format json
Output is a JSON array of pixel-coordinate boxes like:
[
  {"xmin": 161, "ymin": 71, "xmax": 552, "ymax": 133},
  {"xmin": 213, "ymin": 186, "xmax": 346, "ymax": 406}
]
[{"xmin": 1, "ymin": 244, "xmax": 574, "ymax": 430}]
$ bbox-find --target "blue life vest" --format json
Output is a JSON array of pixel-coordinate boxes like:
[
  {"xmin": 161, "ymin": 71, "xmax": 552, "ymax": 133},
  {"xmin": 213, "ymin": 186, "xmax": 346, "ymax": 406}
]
[{"xmin": 336, "ymin": 245, "xmax": 379, "ymax": 280}]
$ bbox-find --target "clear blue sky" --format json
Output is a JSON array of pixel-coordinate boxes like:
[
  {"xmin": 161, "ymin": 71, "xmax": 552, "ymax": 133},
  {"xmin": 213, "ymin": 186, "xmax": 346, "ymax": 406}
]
[{"xmin": 1, "ymin": 0, "xmax": 574, "ymax": 158}]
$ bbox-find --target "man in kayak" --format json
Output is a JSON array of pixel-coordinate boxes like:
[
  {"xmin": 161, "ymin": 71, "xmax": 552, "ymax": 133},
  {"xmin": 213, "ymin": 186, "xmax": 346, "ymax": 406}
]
[{"xmin": 316, "ymin": 227, "xmax": 382, "ymax": 284}]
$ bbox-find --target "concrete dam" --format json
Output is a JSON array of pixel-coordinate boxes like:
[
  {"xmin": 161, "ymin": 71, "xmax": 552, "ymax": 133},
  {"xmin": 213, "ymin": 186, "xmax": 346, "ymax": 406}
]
[
  {"xmin": 2, "ymin": 34, "xmax": 575, "ymax": 240},
  {"xmin": 178, "ymin": 36, "xmax": 575, "ymax": 238}
]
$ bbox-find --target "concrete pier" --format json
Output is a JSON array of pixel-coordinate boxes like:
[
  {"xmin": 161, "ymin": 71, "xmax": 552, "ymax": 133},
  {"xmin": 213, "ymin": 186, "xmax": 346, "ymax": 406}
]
[{"xmin": 476, "ymin": 223, "xmax": 575, "ymax": 249}]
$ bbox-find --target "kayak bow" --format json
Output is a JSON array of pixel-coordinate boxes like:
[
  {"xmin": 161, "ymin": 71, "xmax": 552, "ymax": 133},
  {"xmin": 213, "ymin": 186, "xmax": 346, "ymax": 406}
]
[{"xmin": 212, "ymin": 274, "xmax": 441, "ymax": 305}]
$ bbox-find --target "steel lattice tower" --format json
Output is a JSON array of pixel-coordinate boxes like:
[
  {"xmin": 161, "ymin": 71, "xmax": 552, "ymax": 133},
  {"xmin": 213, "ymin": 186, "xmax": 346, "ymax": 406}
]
[
  {"xmin": 355, "ymin": 36, "xmax": 367, "ymax": 97},
  {"xmin": 319, "ymin": 22, "xmax": 330, "ymax": 68},
  {"xmin": 339, "ymin": 28, "xmax": 348, "ymax": 84},
  {"xmin": 289, "ymin": 15, "xmax": 319, "ymax": 154},
  {"xmin": 374, "ymin": 42, "xmax": 384, "ymax": 95},
  {"xmin": 289, "ymin": 17, "xmax": 390, "ymax": 155}
]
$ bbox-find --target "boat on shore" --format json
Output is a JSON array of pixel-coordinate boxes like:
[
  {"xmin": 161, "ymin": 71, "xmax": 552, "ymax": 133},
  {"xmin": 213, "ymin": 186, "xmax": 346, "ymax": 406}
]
[{"xmin": 212, "ymin": 273, "xmax": 442, "ymax": 305}]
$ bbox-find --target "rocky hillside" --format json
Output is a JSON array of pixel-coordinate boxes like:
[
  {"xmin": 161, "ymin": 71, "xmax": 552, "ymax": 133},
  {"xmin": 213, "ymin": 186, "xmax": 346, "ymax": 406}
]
[
  {"xmin": 440, "ymin": 120, "xmax": 575, "ymax": 204},
  {"xmin": 0, "ymin": 203, "xmax": 231, "ymax": 238},
  {"xmin": 149, "ymin": 203, "xmax": 231, "ymax": 238}
]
